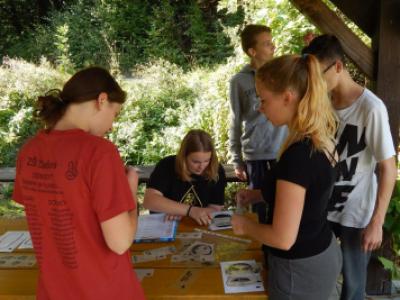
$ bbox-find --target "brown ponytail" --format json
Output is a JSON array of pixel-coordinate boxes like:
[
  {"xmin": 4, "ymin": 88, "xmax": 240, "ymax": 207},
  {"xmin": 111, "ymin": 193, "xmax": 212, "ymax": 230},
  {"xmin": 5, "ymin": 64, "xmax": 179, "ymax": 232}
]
[{"xmin": 36, "ymin": 67, "xmax": 126, "ymax": 129}]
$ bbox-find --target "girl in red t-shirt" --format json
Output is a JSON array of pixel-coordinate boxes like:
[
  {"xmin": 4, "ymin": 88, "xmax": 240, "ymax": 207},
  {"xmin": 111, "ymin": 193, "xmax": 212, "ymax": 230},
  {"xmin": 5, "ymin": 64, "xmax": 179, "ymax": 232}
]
[{"xmin": 13, "ymin": 67, "xmax": 146, "ymax": 300}]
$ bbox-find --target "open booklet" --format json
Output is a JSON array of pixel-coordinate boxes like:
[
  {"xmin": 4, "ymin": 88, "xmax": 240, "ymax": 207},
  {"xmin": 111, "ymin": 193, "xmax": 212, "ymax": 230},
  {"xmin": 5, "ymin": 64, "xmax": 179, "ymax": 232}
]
[{"xmin": 134, "ymin": 213, "xmax": 178, "ymax": 243}]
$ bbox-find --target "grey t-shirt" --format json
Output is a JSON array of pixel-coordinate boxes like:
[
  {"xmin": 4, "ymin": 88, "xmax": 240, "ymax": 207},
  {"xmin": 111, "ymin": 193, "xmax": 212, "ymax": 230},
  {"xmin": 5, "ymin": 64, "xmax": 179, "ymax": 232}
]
[{"xmin": 228, "ymin": 64, "xmax": 287, "ymax": 167}]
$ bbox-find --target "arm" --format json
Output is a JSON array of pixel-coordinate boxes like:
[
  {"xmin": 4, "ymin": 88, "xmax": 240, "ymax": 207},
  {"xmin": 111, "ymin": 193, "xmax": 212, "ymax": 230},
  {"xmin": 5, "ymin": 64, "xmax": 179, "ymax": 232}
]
[
  {"xmin": 232, "ymin": 180, "xmax": 305, "ymax": 250},
  {"xmin": 101, "ymin": 210, "xmax": 137, "ymax": 255},
  {"xmin": 228, "ymin": 78, "xmax": 247, "ymax": 180},
  {"xmin": 362, "ymin": 104, "xmax": 397, "ymax": 251},
  {"xmin": 100, "ymin": 166, "xmax": 139, "ymax": 255},
  {"xmin": 144, "ymin": 188, "xmax": 215, "ymax": 226},
  {"xmin": 362, "ymin": 156, "xmax": 397, "ymax": 251},
  {"xmin": 144, "ymin": 188, "xmax": 190, "ymax": 216},
  {"xmin": 235, "ymin": 189, "xmax": 264, "ymax": 207}
]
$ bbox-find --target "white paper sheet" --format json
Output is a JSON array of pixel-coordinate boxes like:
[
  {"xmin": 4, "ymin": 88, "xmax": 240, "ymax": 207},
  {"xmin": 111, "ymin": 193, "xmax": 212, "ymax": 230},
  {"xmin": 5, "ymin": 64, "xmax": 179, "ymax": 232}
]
[
  {"xmin": 220, "ymin": 260, "xmax": 264, "ymax": 294},
  {"xmin": 134, "ymin": 213, "xmax": 177, "ymax": 242},
  {"xmin": 17, "ymin": 233, "xmax": 33, "ymax": 249},
  {"xmin": 0, "ymin": 231, "xmax": 30, "ymax": 252},
  {"xmin": 0, "ymin": 254, "xmax": 36, "ymax": 268},
  {"xmin": 209, "ymin": 211, "xmax": 233, "ymax": 231},
  {"xmin": 134, "ymin": 269, "xmax": 154, "ymax": 281}
]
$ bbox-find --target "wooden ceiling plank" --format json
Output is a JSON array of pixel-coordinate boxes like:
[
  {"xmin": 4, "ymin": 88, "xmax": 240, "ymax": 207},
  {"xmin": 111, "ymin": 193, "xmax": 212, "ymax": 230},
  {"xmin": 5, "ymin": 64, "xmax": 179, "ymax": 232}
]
[{"xmin": 289, "ymin": 0, "xmax": 374, "ymax": 79}]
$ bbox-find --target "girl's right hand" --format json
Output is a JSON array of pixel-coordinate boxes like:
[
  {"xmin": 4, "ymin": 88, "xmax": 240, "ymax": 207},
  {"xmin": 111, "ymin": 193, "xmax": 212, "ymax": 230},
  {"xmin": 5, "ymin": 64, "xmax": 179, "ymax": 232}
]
[
  {"xmin": 188, "ymin": 207, "xmax": 213, "ymax": 226},
  {"xmin": 235, "ymin": 189, "xmax": 255, "ymax": 207},
  {"xmin": 125, "ymin": 165, "xmax": 139, "ymax": 201}
]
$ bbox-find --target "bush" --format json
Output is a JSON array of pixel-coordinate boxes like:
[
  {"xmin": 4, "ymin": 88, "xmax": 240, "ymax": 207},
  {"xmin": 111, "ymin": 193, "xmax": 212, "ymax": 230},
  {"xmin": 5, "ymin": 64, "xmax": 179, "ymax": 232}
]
[
  {"xmin": 3, "ymin": 0, "xmax": 243, "ymax": 73},
  {"xmin": 0, "ymin": 58, "xmax": 67, "ymax": 166},
  {"xmin": 108, "ymin": 58, "xmax": 240, "ymax": 165}
]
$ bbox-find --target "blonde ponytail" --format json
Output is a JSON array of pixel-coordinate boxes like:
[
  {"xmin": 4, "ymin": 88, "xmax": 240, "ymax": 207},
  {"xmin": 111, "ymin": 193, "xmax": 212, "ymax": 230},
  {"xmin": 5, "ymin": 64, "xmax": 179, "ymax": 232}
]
[{"xmin": 256, "ymin": 54, "xmax": 337, "ymax": 155}]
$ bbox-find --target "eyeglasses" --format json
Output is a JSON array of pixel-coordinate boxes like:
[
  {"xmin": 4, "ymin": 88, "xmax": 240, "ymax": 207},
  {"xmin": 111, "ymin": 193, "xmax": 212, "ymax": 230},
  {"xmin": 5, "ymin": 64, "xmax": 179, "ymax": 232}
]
[{"xmin": 323, "ymin": 61, "xmax": 336, "ymax": 74}]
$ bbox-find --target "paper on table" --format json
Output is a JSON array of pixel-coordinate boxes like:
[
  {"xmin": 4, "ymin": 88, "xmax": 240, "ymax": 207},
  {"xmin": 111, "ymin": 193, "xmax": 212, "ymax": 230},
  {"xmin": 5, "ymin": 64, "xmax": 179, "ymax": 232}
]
[
  {"xmin": 134, "ymin": 269, "xmax": 154, "ymax": 281},
  {"xmin": 0, "ymin": 231, "xmax": 30, "ymax": 252},
  {"xmin": 134, "ymin": 213, "xmax": 178, "ymax": 243},
  {"xmin": 18, "ymin": 233, "xmax": 33, "ymax": 249},
  {"xmin": 220, "ymin": 260, "xmax": 264, "ymax": 294},
  {"xmin": 0, "ymin": 254, "xmax": 36, "ymax": 268}
]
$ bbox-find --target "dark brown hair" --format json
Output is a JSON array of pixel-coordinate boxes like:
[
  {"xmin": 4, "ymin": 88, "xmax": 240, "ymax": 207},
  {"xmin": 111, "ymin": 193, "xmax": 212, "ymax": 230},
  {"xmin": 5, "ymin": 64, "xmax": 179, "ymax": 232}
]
[
  {"xmin": 240, "ymin": 24, "xmax": 271, "ymax": 55},
  {"xmin": 175, "ymin": 129, "xmax": 219, "ymax": 182},
  {"xmin": 36, "ymin": 66, "xmax": 126, "ymax": 129},
  {"xmin": 301, "ymin": 34, "xmax": 345, "ymax": 64}
]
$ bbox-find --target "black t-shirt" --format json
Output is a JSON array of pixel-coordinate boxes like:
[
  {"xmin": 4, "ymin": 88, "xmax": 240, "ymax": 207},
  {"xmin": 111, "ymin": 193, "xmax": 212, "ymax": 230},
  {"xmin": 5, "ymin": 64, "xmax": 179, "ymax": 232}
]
[
  {"xmin": 147, "ymin": 155, "xmax": 226, "ymax": 207},
  {"xmin": 262, "ymin": 139, "xmax": 337, "ymax": 259}
]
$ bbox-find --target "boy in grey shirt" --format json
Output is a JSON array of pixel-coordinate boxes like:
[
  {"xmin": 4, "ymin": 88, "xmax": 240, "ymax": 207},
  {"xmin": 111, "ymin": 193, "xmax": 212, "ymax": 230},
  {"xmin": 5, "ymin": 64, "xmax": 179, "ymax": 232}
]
[{"xmin": 229, "ymin": 24, "xmax": 287, "ymax": 222}]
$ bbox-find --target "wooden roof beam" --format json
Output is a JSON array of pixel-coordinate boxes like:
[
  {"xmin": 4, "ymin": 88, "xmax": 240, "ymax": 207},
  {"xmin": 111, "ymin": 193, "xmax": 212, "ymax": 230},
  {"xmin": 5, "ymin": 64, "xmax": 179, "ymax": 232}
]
[{"xmin": 289, "ymin": 0, "xmax": 374, "ymax": 79}]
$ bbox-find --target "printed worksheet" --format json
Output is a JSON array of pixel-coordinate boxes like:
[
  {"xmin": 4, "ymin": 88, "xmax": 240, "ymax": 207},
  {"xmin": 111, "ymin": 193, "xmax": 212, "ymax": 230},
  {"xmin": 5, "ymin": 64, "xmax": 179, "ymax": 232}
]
[
  {"xmin": 134, "ymin": 213, "xmax": 178, "ymax": 243},
  {"xmin": 0, "ymin": 231, "xmax": 30, "ymax": 252},
  {"xmin": 209, "ymin": 211, "xmax": 233, "ymax": 231},
  {"xmin": 220, "ymin": 260, "xmax": 264, "ymax": 294}
]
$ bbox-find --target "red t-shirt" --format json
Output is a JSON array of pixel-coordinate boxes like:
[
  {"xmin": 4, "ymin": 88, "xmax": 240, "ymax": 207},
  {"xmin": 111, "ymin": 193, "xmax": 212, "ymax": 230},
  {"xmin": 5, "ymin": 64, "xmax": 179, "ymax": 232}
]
[{"xmin": 13, "ymin": 129, "xmax": 145, "ymax": 300}]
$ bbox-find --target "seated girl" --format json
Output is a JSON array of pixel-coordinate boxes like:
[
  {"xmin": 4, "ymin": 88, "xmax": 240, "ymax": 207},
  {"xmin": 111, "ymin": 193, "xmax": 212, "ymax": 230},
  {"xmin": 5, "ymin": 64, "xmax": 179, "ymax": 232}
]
[{"xmin": 143, "ymin": 129, "xmax": 226, "ymax": 225}]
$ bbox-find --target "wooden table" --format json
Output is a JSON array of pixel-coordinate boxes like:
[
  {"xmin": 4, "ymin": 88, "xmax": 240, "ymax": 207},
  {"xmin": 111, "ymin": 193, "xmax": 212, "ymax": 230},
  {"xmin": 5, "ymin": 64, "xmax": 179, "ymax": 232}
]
[{"xmin": 0, "ymin": 216, "xmax": 268, "ymax": 299}]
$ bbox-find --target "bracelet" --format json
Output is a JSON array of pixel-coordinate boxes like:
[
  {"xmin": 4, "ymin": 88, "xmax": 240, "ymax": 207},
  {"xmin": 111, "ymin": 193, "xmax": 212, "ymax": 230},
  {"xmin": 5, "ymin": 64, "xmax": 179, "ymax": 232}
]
[{"xmin": 186, "ymin": 205, "xmax": 193, "ymax": 217}]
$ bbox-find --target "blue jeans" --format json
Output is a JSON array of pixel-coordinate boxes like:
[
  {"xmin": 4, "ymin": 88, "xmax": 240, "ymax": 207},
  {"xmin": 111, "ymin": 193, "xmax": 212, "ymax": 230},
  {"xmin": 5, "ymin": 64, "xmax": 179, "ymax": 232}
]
[{"xmin": 330, "ymin": 222, "xmax": 371, "ymax": 300}]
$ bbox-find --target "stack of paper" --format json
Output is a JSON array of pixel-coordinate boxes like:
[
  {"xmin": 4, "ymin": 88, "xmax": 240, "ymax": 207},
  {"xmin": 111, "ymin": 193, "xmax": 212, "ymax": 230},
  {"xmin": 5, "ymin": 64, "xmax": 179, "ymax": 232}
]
[{"xmin": 134, "ymin": 213, "xmax": 178, "ymax": 243}]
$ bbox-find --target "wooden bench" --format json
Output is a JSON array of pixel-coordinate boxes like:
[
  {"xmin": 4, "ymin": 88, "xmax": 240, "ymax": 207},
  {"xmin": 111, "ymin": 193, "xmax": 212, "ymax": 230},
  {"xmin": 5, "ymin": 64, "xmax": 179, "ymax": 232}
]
[{"xmin": 0, "ymin": 165, "xmax": 243, "ymax": 184}]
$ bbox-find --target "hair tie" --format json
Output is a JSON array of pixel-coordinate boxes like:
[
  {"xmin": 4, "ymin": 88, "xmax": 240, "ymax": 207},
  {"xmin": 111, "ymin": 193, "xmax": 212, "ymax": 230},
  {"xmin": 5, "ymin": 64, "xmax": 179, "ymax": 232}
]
[{"xmin": 45, "ymin": 88, "xmax": 64, "ymax": 104}]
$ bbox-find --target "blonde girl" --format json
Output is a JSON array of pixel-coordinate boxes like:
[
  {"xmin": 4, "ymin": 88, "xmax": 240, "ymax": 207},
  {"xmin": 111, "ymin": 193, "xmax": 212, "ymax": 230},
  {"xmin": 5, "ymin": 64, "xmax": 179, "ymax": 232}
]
[{"xmin": 231, "ymin": 54, "xmax": 342, "ymax": 300}]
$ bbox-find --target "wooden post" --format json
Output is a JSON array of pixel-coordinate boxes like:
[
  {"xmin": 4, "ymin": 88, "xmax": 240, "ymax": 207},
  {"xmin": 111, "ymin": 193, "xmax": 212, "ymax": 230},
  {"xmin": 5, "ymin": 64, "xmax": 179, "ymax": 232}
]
[
  {"xmin": 367, "ymin": 1, "xmax": 400, "ymax": 295},
  {"xmin": 375, "ymin": 0, "xmax": 400, "ymax": 153},
  {"xmin": 289, "ymin": 0, "xmax": 374, "ymax": 79}
]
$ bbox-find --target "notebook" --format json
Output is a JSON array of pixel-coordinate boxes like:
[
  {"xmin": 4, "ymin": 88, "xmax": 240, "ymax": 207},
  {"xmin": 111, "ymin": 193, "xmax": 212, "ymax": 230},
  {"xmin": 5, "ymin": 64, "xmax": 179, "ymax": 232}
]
[{"xmin": 134, "ymin": 213, "xmax": 178, "ymax": 243}]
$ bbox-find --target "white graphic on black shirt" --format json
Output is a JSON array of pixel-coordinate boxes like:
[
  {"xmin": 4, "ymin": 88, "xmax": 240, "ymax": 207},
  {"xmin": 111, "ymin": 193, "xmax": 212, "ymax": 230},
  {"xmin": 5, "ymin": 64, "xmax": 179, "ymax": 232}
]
[{"xmin": 180, "ymin": 185, "xmax": 203, "ymax": 207}]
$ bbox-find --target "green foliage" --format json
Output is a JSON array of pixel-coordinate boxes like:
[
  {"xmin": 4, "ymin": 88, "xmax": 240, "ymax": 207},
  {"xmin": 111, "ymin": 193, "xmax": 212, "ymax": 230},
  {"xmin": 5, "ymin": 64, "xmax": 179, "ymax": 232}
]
[
  {"xmin": 0, "ymin": 0, "xmax": 44, "ymax": 56},
  {"xmin": 144, "ymin": 1, "xmax": 186, "ymax": 66},
  {"xmin": 2, "ymin": 0, "xmax": 242, "ymax": 72},
  {"xmin": 229, "ymin": 0, "xmax": 316, "ymax": 55},
  {"xmin": 379, "ymin": 178, "xmax": 400, "ymax": 279},
  {"xmin": 108, "ymin": 58, "xmax": 238, "ymax": 165},
  {"xmin": 378, "ymin": 256, "xmax": 400, "ymax": 280},
  {"xmin": 0, "ymin": 183, "xmax": 24, "ymax": 217},
  {"xmin": 0, "ymin": 58, "xmax": 67, "ymax": 166},
  {"xmin": 185, "ymin": 2, "xmax": 236, "ymax": 65},
  {"xmin": 384, "ymin": 179, "xmax": 400, "ymax": 255}
]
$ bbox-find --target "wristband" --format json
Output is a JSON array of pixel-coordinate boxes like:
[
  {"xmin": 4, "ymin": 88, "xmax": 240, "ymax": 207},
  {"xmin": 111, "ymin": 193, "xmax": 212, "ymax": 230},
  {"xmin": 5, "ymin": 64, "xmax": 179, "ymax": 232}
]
[{"xmin": 186, "ymin": 205, "xmax": 193, "ymax": 217}]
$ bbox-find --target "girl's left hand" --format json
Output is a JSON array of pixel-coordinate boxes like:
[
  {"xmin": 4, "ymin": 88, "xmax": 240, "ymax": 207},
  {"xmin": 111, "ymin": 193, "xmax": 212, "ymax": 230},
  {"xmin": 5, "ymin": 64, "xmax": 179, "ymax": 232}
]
[{"xmin": 231, "ymin": 214, "xmax": 250, "ymax": 236}]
